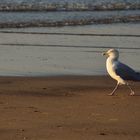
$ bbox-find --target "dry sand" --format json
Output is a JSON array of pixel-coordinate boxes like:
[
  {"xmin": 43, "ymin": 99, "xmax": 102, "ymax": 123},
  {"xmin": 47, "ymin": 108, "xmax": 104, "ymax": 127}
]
[{"xmin": 0, "ymin": 76, "xmax": 140, "ymax": 140}]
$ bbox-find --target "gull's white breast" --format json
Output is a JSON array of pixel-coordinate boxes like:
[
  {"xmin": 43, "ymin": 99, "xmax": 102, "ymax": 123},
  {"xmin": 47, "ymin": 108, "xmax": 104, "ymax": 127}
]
[{"xmin": 106, "ymin": 57, "xmax": 126, "ymax": 84}]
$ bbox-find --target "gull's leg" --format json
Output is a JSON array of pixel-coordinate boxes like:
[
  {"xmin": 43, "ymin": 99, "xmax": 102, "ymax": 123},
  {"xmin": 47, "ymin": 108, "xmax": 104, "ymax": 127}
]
[
  {"xmin": 108, "ymin": 83, "xmax": 119, "ymax": 96},
  {"xmin": 126, "ymin": 84, "xmax": 135, "ymax": 96}
]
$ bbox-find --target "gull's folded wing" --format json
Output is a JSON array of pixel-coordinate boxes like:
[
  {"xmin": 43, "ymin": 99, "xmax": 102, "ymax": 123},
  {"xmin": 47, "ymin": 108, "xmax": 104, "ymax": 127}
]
[{"xmin": 115, "ymin": 62, "xmax": 140, "ymax": 81}]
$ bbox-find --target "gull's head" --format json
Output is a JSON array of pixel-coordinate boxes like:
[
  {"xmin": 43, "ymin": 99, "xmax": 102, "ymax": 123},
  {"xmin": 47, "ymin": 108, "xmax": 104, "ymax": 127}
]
[{"xmin": 102, "ymin": 49, "xmax": 119, "ymax": 59}]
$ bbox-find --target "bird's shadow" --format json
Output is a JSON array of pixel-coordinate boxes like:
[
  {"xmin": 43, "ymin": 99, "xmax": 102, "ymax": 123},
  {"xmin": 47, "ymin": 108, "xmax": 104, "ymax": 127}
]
[{"xmin": 132, "ymin": 94, "xmax": 140, "ymax": 96}]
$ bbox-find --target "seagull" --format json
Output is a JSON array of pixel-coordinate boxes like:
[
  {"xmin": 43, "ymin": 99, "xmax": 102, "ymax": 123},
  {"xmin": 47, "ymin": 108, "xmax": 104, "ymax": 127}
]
[{"xmin": 103, "ymin": 49, "xmax": 140, "ymax": 96}]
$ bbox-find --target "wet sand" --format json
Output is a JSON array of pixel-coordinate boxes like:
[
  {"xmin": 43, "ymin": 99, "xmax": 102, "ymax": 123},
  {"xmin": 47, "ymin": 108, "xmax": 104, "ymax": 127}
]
[
  {"xmin": 0, "ymin": 76, "xmax": 140, "ymax": 140},
  {"xmin": 0, "ymin": 23, "xmax": 140, "ymax": 76}
]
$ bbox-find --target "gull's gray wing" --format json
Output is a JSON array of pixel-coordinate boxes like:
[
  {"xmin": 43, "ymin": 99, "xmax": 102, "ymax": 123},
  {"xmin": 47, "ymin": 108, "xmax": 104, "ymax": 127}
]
[{"xmin": 115, "ymin": 62, "xmax": 140, "ymax": 81}]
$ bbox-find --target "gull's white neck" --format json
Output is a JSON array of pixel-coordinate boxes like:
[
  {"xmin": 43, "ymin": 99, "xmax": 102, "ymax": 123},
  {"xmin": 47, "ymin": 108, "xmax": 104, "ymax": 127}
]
[
  {"xmin": 106, "ymin": 55, "xmax": 118, "ymax": 67},
  {"xmin": 106, "ymin": 56, "xmax": 117, "ymax": 75}
]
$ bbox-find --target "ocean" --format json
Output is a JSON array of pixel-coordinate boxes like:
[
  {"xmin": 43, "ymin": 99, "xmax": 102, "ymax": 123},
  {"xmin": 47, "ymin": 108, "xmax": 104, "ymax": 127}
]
[
  {"xmin": 0, "ymin": 0, "xmax": 140, "ymax": 28},
  {"xmin": 0, "ymin": 0, "xmax": 140, "ymax": 76}
]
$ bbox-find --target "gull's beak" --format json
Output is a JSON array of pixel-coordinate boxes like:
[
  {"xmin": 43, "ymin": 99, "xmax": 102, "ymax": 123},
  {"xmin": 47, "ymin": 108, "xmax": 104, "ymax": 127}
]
[
  {"xmin": 102, "ymin": 52, "xmax": 109, "ymax": 57},
  {"xmin": 102, "ymin": 52, "xmax": 107, "ymax": 56}
]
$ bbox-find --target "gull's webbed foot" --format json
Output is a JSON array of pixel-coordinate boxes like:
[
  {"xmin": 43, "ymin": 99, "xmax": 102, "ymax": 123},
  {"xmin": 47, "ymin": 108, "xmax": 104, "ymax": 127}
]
[
  {"xmin": 108, "ymin": 93, "xmax": 115, "ymax": 96},
  {"xmin": 127, "ymin": 84, "xmax": 135, "ymax": 96},
  {"xmin": 130, "ymin": 91, "xmax": 135, "ymax": 96}
]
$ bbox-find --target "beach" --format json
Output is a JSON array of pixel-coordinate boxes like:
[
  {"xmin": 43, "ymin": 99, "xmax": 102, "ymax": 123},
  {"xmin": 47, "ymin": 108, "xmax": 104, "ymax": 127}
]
[
  {"xmin": 0, "ymin": 1, "xmax": 140, "ymax": 138},
  {"xmin": 0, "ymin": 76, "xmax": 140, "ymax": 140}
]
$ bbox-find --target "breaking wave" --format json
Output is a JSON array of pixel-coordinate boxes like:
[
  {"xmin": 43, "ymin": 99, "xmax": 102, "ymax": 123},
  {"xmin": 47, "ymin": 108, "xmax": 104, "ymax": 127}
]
[{"xmin": 0, "ymin": 0, "xmax": 140, "ymax": 28}]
